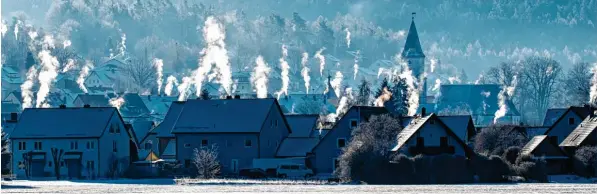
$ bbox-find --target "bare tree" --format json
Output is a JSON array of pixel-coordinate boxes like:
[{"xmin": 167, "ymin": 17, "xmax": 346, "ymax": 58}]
[
  {"xmin": 22, "ymin": 151, "xmax": 33, "ymax": 179},
  {"xmin": 565, "ymin": 62, "xmax": 592, "ymax": 106},
  {"xmin": 519, "ymin": 56, "xmax": 562, "ymax": 118},
  {"xmin": 120, "ymin": 57, "xmax": 157, "ymax": 93},
  {"xmin": 486, "ymin": 62, "xmax": 521, "ymax": 86},
  {"xmin": 51, "ymin": 148, "xmax": 64, "ymax": 180},
  {"xmin": 193, "ymin": 145, "xmax": 221, "ymax": 179}
]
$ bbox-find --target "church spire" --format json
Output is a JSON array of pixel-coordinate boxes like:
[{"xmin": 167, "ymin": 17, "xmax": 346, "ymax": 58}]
[{"xmin": 401, "ymin": 12, "xmax": 425, "ymax": 59}]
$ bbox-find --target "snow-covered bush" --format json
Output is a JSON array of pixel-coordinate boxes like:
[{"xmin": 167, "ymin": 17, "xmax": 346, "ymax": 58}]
[
  {"xmin": 573, "ymin": 146, "xmax": 597, "ymax": 178},
  {"xmin": 512, "ymin": 155, "xmax": 548, "ymax": 182},
  {"xmin": 502, "ymin": 146, "xmax": 521, "ymax": 164},
  {"xmin": 474, "ymin": 125, "xmax": 527, "ymax": 156}
]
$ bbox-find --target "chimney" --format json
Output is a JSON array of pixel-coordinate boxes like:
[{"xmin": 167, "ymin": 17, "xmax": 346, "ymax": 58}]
[
  {"xmin": 10, "ymin": 112, "xmax": 18, "ymax": 121},
  {"xmin": 59, "ymin": 104, "xmax": 67, "ymax": 109},
  {"xmin": 147, "ymin": 95, "xmax": 151, "ymax": 101},
  {"xmin": 421, "ymin": 107, "xmax": 427, "ymax": 116},
  {"xmin": 226, "ymin": 96, "xmax": 233, "ymax": 99},
  {"xmin": 125, "ymin": 123, "xmax": 132, "ymax": 130},
  {"xmin": 234, "ymin": 95, "xmax": 241, "ymax": 99},
  {"xmin": 84, "ymin": 104, "xmax": 91, "ymax": 108}
]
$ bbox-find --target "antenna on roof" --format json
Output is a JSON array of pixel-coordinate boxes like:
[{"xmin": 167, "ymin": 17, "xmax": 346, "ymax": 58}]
[{"xmin": 412, "ymin": 12, "xmax": 416, "ymax": 21}]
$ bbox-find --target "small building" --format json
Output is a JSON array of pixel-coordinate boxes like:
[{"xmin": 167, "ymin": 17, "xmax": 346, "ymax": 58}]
[
  {"xmin": 3, "ymin": 91, "xmax": 23, "ymax": 107},
  {"xmin": 560, "ymin": 114, "xmax": 597, "ymax": 153},
  {"xmin": 391, "ymin": 112, "xmax": 473, "ymax": 157},
  {"xmin": 309, "ymin": 106, "xmax": 388, "ymax": 175},
  {"xmin": 521, "ymin": 135, "xmax": 569, "ymax": 174},
  {"xmin": 543, "ymin": 106, "xmax": 591, "ymax": 145},
  {"xmin": 171, "ymin": 98, "xmax": 291, "ymax": 175},
  {"xmin": 140, "ymin": 101, "xmax": 186, "ymax": 161},
  {"xmin": 276, "ymin": 115, "xmax": 324, "ymax": 168},
  {"xmin": 10, "ymin": 107, "xmax": 135, "ymax": 179},
  {"xmin": 1, "ymin": 66, "xmax": 24, "ymax": 99}
]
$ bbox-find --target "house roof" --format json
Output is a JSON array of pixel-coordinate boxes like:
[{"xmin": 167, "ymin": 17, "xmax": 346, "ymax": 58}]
[
  {"xmin": 401, "ymin": 19, "xmax": 425, "ymax": 58},
  {"xmin": 172, "ymin": 98, "xmax": 291, "ymax": 134},
  {"xmin": 130, "ymin": 120, "xmax": 154, "ymax": 144},
  {"xmin": 141, "ymin": 95, "xmax": 177, "ymax": 117},
  {"xmin": 437, "ymin": 115, "xmax": 474, "ymax": 142},
  {"xmin": 521, "ymin": 135, "xmax": 547, "ymax": 156},
  {"xmin": 74, "ymin": 94, "xmax": 112, "ymax": 107},
  {"xmin": 437, "ymin": 84, "xmax": 520, "ymax": 116},
  {"xmin": 277, "ymin": 94, "xmax": 337, "ymax": 114},
  {"xmin": 154, "ymin": 101, "xmax": 185, "ymax": 138},
  {"xmin": 10, "ymin": 107, "xmax": 121, "ymax": 139},
  {"xmin": 5, "ymin": 91, "xmax": 23, "ymax": 103},
  {"xmin": 162, "ymin": 139, "xmax": 176, "ymax": 156},
  {"xmin": 285, "ymin": 114, "xmax": 319, "ymax": 138},
  {"xmin": 560, "ymin": 116, "xmax": 597, "ymax": 147},
  {"xmin": 276, "ymin": 137, "xmax": 320, "ymax": 157},
  {"xmin": 543, "ymin": 108, "xmax": 567, "ymax": 127},
  {"xmin": 120, "ymin": 93, "xmax": 151, "ymax": 117},
  {"xmin": 543, "ymin": 106, "xmax": 592, "ymax": 136},
  {"xmin": 1, "ymin": 103, "xmax": 21, "ymax": 113}
]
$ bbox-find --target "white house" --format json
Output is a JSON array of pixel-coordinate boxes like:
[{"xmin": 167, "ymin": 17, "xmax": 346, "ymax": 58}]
[{"xmin": 10, "ymin": 106, "xmax": 136, "ymax": 179}]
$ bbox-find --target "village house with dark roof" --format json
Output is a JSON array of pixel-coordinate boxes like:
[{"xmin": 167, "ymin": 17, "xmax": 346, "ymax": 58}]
[
  {"xmin": 543, "ymin": 106, "xmax": 591, "ymax": 145},
  {"xmin": 276, "ymin": 114, "xmax": 323, "ymax": 158},
  {"xmin": 560, "ymin": 113, "xmax": 597, "ymax": 153},
  {"xmin": 10, "ymin": 106, "xmax": 136, "ymax": 179},
  {"xmin": 521, "ymin": 135, "xmax": 570, "ymax": 174}
]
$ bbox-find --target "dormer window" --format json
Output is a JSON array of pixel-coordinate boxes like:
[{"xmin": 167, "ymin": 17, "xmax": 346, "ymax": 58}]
[
  {"xmin": 350, "ymin": 119, "xmax": 358, "ymax": 128},
  {"xmin": 568, "ymin": 118, "xmax": 575, "ymax": 125}
]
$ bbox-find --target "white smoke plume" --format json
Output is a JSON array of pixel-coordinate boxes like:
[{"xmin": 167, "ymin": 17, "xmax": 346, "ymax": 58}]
[
  {"xmin": 109, "ymin": 96, "xmax": 125, "ymax": 110},
  {"xmin": 345, "ymin": 28, "xmax": 351, "ymax": 48},
  {"xmin": 1, "ymin": 22, "xmax": 7, "ymax": 38},
  {"xmin": 429, "ymin": 58, "xmax": 437, "ymax": 73},
  {"xmin": 276, "ymin": 44, "xmax": 290, "ymax": 99},
  {"xmin": 177, "ymin": 76, "xmax": 192, "ymax": 101},
  {"xmin": 13, "ymin": 20, "xmax": 20, "ymax": 40},
  {"xmin": 251, "ymin": 55, "xmax": 270, "ymax": 99},
  {"xmin": 432, "ymin": 78, "xmax": 442, "ymax": 91},
  {"xmin": 328, "ymin": 87, "xmax": 353, "ymax": 122},
  {"xmin": 315, "ymin": 48, "xmax": 326, "ymax": 76},
  {"xmin": 61, "ymin": 59, "xmax": 76, "ymax": 73},
  {"xmin": 28, "ymin": 30, "xmax": 38, "ymax": 40},
  {"xmin": 77, "ymin": 61, "xmax": 93, "ymax": 94},
  {"xmin": 153, "ymin": 58, "xmax": 164, "ymax": 95},
  {"xmin": 195, "ymin": 16, "xmax": 232, "ymax": 96},
  {"xmin": 63, "ymin": 40, "xmax": 72, "ymax": 48},
  {"xmin": 448, "ymin": 76, "xmax": 461, "ymax": 84},
  {"xmin": 331, "ymin": 71, "xmax": 343, "ymax": 97},
  {"xmin": 353, "ymin": 50, "xmax": 359, "ymax": 80},
  {"xmin": 474, "ymin": 72, "xmax": 485, "ymax": 85},
  {"xmin": 301, "ymin": 52, "xmax": 310, "ymax": 94},
  {"xmin": 374, "ymin": 87, "xmax": 392, "ymax": 107},
  {"xmin": 494, "ymin": 75, "xmax": 518, "ymax": 124},
  {"xmin": 21, "ymin": 67, "xmax": 38, "ymax": 109},
  {"xmin": 589, "ymin": 62, "xmax": 597, "ymax": 105},
  {"xmin": 398, "ymin": 63, "xmax": 419, "ymax": 116},
  {"xmin": 35, "ymin": 36, "xmax": 60, "ymax": 108},
  {"xmin": 165, "ymin": 75, "xmax": 179, "ymax": 97},
  {"xmin": 118, "ymin": 32, "xmax": 126, "ymax": 57}
]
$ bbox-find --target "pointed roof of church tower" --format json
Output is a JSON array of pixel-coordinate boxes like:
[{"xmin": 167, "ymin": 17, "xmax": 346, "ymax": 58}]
[
  {"xmin": 401, "ymin": 13, "xmax": 425, "ymax": 58},
  {"xmin": 325, "ymin": 74, "xmax": 337, "ymax": 99}
]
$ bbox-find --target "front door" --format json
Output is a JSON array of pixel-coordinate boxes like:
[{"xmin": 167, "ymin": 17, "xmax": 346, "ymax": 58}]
[
  {"xmin": 230, "ymin": 159, "xmax": 238, "ymax": 173},
  {"xmin": 66, "ymin": 159, "xmax": 81, "ymax": 179}
]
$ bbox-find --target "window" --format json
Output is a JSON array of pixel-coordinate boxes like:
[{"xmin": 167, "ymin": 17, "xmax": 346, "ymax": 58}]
[
  {"xmin": 184, "ymin": 143, "xmax": 191, "ymax": 148},
  {"xmin": 115, "ymin": 124, "xmax": 121, "ymax": 133},
  {"xmin": 18, "ymin": 142, "xmax": 26, "ymax": 151},
  {"xmin": 568, "ymin": 118, "xmax": 575, "ymax": 125},
  {"xmin": 87, "ymin": 142, "xmax": 90, "ymax": 149},
  {"xmin": 275, "ymin": 120, "xmax": 279, "ymax": 127},
  {"xmin": 333, "ymin": 159, "xmax": 340, "ymax": 171},
  {"xmin": 184, "ymin": 159, "xmax": 191, "ymax": 168},
  {"xmin": 244, "ymin": 139, "xmax": 252, "ymax": 147},
  {"xmin": 416, "ymin": 137, "xmax": 424, "ymax": 147},
  {"xmin": 440, "ymin": 137, "xmax": 448, "ymax": 147},
  {"xmin": 112, "ymin": 141, "xmax": 117, "ymax": 152},
  {"xmin": 144, "ymin": 142, "xmax": 152, "ymax": 150},
  {"xmin": 60, "ymin": 161, "xmax": 65, "ymax": 167},
  {"xmin": 109, "ymin": 125, "xmax": 114, "ymax": 133},
  {"xmin": 201, "ymin": 139, "xmax": 208, "ymax": 147},
  {"xmin": 34, "ymin": 142, "xmax": 42, "ymax": 150},
  {"xmin": 280, "ymin": 165, "xmax": 291, "ymax": 170},
  {"xmin": 350, "ymin": 120, "xmax": 358, "ymax": 128},
  {"xmin": 337, "ymin": 138, "xmax": 346, "ymax": 148},
  {"xmin": 70, "ymin": 141, "xmax": 78, "ymax": 150},
  {"xmin": 48, "ymin": 161, "xmax": 52, "ymax": 167},
  {"xmin": 290, "ymin": 165, "xmax": 299, "ymax": 170},
  {"xmin": 90, "ymin": 142, "xmax": 95, "ymax": 149}
]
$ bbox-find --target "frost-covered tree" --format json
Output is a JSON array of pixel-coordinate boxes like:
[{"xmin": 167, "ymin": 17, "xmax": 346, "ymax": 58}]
[
  {"xmin": 193, "ymin": 145, "xmax": 221, "ymax": 179},
  {"xmin": 519, "ymin": 56, "xmax": 562, "ymax": 118},
  {"xmin": 565, "ymin": 62, "xmax": 592, "ymax": 106},
  {"xmin": 389, "ymin": 77, "xmax": 408, "ymax": 115}
]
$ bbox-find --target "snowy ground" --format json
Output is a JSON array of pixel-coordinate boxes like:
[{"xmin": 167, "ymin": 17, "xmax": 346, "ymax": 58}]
[{"xmin": 2, "ymin": 178, "xmax": 597, "ymax": 193}]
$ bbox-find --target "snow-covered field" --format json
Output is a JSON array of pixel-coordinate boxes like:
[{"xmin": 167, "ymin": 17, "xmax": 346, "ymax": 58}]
[{"xmin": 2, "ymin": 179, "xmax": 597, "ymax": 193}]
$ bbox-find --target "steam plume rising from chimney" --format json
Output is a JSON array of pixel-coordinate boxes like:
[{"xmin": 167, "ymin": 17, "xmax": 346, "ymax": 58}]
[
  {"xmin": 328, "ymin": 87, "xmax": 353, "ymax": 121},
  {"xmin": 345, "ymin": 28, "xmax": 351, "ymax": 48},
  {"xmin": 353, "ymin": 50, "xmax": 359, "ymax": 80},
  {"xmin": 374, "ymin": 87, "xmax": 392, "ymax": 107},
  {"xmin": 61, "ymin": 59, "xmax": 76, "ymax": 73},
  {"xmin": 109, "ymin": 96, "xmax": 125, "ymax": 110},
  {"xmin": 14, "ymin": 20, "xmax": 20, "ymax": 40},
  {"xmin": 1, "ymin": 22, "xmax": 7, "ymax": 38},
  {"xmin": 301, "ymin": 52, "xmax": 310, "ymax": 94},
  {"xmin": 251, "ymin": 55, "xmax": 270, "ymax": 99},
  {"xmin": 165, "ymin": 75, "xmax": 179, "ymax": 96},
  {"xmin": 276, "ymin": 44, "xmax": 290, "ymax": 99},
  {"xmin": 35, "ymin": 35, "xmax": 60, "ymax": 108},
  {"xmin": 590, "ymin": 62, "xmax": 597, "ymax": 105},
  {"xmin": 21, "ymin": 66, "xmax": 38, "ymax": 109},
  {"xmin": 177, "ymin": 76, "xmax": 192, "ymax": 101},
  {"xmin": 398, "ymin": 63, "xmax": 419, "ymax": 116},
  {"xmin": 153, "ymin": 58, "xmax": 164, "ymax": 95},
  {"xmin": 494, "ymin": 75, "xmax": 518, "ymax": 123},
  {"xmin": 195, "ymin": 16, "xmax": 232, "ymax": 96},
  {"xmin": 331, "ymin": 71, "xmax": 343, "ymax": 97},
  {"xmin": 118, "ymin": 33, "xmax": 126, "ymax": 57},
  {"xmin": 77, "ymin": 61, "xmax": 93, "ymax": 93},
  {"xmin": 315, "ymin": 48, "xmax": 326, "ymax": 76}
]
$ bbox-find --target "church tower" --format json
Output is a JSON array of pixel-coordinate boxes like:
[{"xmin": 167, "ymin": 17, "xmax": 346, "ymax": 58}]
[{"xmin": 401, "ymin": 12, "xmax": 427, "ymax": 106}]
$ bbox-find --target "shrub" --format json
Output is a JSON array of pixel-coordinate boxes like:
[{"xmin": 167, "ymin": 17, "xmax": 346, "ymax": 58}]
[
  {"xmin": 474, "ymin": 125, "xmax": 526, "ymax": 156},
  {"xmin": 192, "ymin": 145, "xmax": 221, "ymax": 179},
  {"xmin": 502, "ymin": 146, "xmax": 521, "ymax": 164},
  {"xmin": 389, "ymin": 154, "xmax": 415, "ymax": 184},
  {"xmin": 513, "ymin": 155, "xmax": 548, "ymax": 182},
  {"xmin": 432, "ymin": 154, "xmax": 474, "ymax": 184},
  {"xmin": 573, "ymin": 146, "xmax": 597, "ymax": 178},
  {"xmin": 472, "ymin": 154, "xmax": 510, "ymax": 182}
]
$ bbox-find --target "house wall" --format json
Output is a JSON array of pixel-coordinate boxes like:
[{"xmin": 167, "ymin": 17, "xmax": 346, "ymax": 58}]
[
  {"xmin": 11, "ymin": 138, "xmax": 99, "ymax": 178},
  {"xmin": 311, "ymin": 108, "xmax": 362, "ymax": 175},
  {"xmin": 402, "ymin": 119, "xmax": 466, "ymax": 156},
  {"xmin": 546, "ymin": 111, "xmax": 582, "ymax": 144},
  {"xmin": 176, "ymin": 133, "xmax": 259, "ymax": 174},
  {"xmin": 258, "ymin": 103, "xmax": 291, "ymax": 158},
  {"xmin": 84, "ymin": 73, "xmax": 106, "ymax": 88},
  {"xmin": 4, "ymin": 93, "xmax": 20, "ymax": 105},
  {"xmin": 98, "ymin": 113, "xmax": 132, "ymax": 177},
  {"xmin": 140, "ymin": 133, "xmax": 159, "ymax": 156}
]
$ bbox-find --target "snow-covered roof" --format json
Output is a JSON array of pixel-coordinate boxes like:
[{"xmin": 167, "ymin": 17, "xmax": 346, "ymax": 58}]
[
  {"xmin": 172, "ymin": 98, "xmax": 289, "ymax": 134},
  {"xmin": 521, "ymin": 135, "xmax": 547, "ymax": 156},
  {"xmin": 392, "ymin": 115, "xmax": 433, "ymax": 152},
  {"xmin": 120, "ymin": 93, "xmax": 151, "ymax": 117},
  {"xmin": 285, "ymin": 114, "xmax": 319, "ymax": 138},
  {"xmin": 276, "ymin": 137, "xmax": 320, "ymax": 157},
  {"xmin": 141, "ymin": 95, "xmax": 177, "ymax": 118},
  {"xmin": 10, "ymin": 107, "xmax": 121, "ymax": 139},
  {"xmin": 560, "ymin": 116, "xmax": 597, "ymax": 147},
  {"xmin": 153, "ymin": 101, "xmax": 185, "ymax": 138},
  {"xmin": 74, "ymin": 93, "xmax": 112, "ymax": 107}
]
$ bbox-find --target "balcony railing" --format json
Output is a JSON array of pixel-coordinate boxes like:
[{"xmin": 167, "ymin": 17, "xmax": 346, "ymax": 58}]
[{"xmin": 408, "ymin": 146, "xmax": 455, "ymax": 155}]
